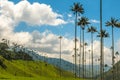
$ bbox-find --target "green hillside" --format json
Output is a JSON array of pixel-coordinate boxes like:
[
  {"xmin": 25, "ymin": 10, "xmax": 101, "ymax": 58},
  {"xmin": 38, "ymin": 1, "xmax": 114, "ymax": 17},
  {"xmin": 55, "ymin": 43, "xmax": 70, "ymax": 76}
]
[
  {"xmin": 0, "ymin": 43, "xmax": 87, "ymax": 80},
  {"xmin": 0, "ymin": 56, "xmax": 85, "ymax": 80},
  {"xmin": 102, "ymin": 61, "xmax": 120, "ymax": 80}
]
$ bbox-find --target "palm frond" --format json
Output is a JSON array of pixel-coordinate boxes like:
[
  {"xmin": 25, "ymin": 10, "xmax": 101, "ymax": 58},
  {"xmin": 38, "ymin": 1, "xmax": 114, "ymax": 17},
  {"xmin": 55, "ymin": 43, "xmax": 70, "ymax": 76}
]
[
  {"xmin": 97, "ymin": 30, "xmax": 109, "ymax": 38},
  {"xmin": 78, "ymin": 16, "xmax": 90, "ymax": 29},
  {"xmin": 105, "ymin": 17, "xmax": 119, "ymax": 27},
  {"xmin": 71, "ymin": 2, "xmax": 84, "ymax": 15},
  {"xmin": 87, "ymin": 26, "xmax": 97, "ymax": 33}
]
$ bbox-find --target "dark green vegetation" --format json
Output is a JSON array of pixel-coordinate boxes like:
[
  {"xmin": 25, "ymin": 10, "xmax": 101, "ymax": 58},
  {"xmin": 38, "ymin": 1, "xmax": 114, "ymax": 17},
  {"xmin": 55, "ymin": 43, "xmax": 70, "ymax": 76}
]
[
  {"xmin": 0, "ymin": 42, "xmax": 32, "ymax": 61},
  {"xmin": 0, "ymin": 56, "xmax": 83, "ymax": 80},
  {"xmin": 0, "ymin": 42, "xmax": 80, "ymax": 80}
]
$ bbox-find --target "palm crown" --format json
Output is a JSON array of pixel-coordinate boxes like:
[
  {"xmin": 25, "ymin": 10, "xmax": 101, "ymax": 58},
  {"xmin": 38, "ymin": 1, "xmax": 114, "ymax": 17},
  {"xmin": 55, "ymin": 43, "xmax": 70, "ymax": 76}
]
[
  {"xmin": 71, "ymin": 2, "xmax": 84, "ymax": 14},
  {"xmin": 78, "ymin": 17, "xmax": 90, "ymax": 29},
  {"xmin": 87, "ymin": 26, "xmax": 97, "ymax": 33},
  {"xmin": 97, "ymin": 30, "xmax": 109, "ymax": 38},
  {"xmin": 106, "ymin": 17, "xmax": 119, "ymax": 27}
]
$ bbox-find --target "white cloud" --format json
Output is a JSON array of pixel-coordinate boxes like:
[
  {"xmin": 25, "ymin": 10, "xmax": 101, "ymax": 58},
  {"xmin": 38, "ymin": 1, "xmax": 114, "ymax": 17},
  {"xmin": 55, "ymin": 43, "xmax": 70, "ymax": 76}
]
[
  {"xmin": 26, "ymin": 30, "xmax": 112, "ymax": 66},
  {"xmin": 67, "ymin": 19, "xmax": 74, "ymax": 24},
  {"xmin": 0, "ymin": 0, "xmax": 67, "ymax": 49},
  {"xmin": 0, "ymin": 0, "xmax": 66, "ymax": 26},
  {"xmin": 27, "ymin": 30, "xmax": 74, "ymax": 54},
  {"xmin": 115, "ymin": 39, "xmax": 120, "ymax": 63},
  {"xmin": 116, "ymin": 39, "xmax": 120, "ymax": 52},
  {"xmin": 90, "ymin": 19, "xmax": 100, "ymax": 24},
  {"xmin": 79, "ymin": 40, "xmax": 112, "ymax": 66},
  {"xmin": 68, "ymin": 14, "xmax": 72, "ymax": 18},
  {"xmin": 0, "ymin": 0, "xmax": 113, "ymax": 66}
]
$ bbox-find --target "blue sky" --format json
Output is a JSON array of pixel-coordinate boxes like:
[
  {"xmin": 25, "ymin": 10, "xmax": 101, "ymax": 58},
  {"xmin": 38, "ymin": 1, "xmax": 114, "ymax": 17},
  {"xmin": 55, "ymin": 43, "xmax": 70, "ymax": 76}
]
[
  {"xmin": 0, "ymin": 0, "xmax": 120, "ymax": 64},
  {"xmin": 11, "ymin": 0, "xmax": 120, "ymax": 47}
]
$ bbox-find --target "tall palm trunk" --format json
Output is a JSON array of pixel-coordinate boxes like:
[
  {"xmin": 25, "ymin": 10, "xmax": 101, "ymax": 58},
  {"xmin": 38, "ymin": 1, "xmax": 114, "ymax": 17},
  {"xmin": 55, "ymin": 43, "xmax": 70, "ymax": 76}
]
[
  {"xmin": 79, "ymin": 27, "xmax": 82, "ymax": 77},
  {"xmin": 112, "ymin": 26, "xmax": 115, "ymax": 80},
  {"xmin": 116, "ymin": 55, "xmax": 119, "ymax": 80},
  {"xmin": 59, "ymin": 36, "xmax": 62, "ymax": 77},
  {"xmin": 82, "ymin": 28, "xmax": 85, "ymax": 79},
  {"xmin": 96, "ymin": 59, "xmax": 98, "ymax": 79},
  {"xmin": 85, "ymin": 44, "xmax": 87, "ymax": 78},
  {"xmin": 78, "ymin": 16, "xmax": 90, "ymax": 79},
  {"xmin": 91, "ymin": 32, "xmax": 94, "ymax": 80},
  {"xmin": 88, "ymin": 50, "xmax": 91, "ymax": 78},
  {"xmin": 103, "ymin": 39, "xmax": 104, "ymax": 80},
  {"xmin": 72, "ymin": 55, "xmax": 75, "ymax": 74},
  {"xmin": 74, "ymin": 12, "xmax": 77, "ymax": 78},
  {"xmin": 100, "ymin": 0, "xmax": 104, "ymax": 80}
]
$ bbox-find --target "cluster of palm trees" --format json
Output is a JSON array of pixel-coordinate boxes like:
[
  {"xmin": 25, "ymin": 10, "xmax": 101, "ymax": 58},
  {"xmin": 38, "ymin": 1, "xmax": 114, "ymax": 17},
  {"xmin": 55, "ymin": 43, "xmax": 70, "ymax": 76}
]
[
  {"xmin": 105, "ymin": 18, "xmax": 120, "ymax": 80},
  {"xmin": 71, "ymin": 2, "xmax": 84, "ymax": 78},
  {"xmin": 71, "ymin": 2, "xmax": 95, "ymax": 79},
  {"xmin": 71, "ymin": 1, "xmax": 120, "ymax": 80}
]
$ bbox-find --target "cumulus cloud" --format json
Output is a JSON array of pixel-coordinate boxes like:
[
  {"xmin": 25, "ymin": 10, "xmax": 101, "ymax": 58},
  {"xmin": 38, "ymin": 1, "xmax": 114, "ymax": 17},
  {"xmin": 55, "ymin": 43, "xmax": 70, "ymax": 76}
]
[
  {"xmin": 116, "ymin": 39, "xmax": 120, "ymax": 51},
  {"xmin": 0, "ymin": 0, "xmax": 66, "ymax": 26},
  {"xmin": 79, "ymin": 40, "xmax": 112, "ymax": 66},
  {"xmin": 27, "ymin": 30, "xmax": 74, "ymax": 54},
  {"xmin": 0, "ymin": 0, "xmax": 113, "ymax": 65},
  {"xmin": 0, "ymin": 0, "xmax": 71, "ymax": 62},
  {"xmin": 0, "ymin": 0, "xmax": 67, "ymax": 45},
  {"xmin": 90, "ymin": 19, "xmax": 100, "ymax": 24}
]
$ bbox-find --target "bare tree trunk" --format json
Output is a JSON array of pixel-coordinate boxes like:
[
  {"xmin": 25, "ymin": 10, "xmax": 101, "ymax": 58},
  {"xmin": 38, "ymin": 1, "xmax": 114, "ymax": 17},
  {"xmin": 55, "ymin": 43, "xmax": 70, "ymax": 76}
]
[
  {"xmin": 112, "ymin": 26, "xmax": 115, "ymax": 80},
  {"xmin": 91, "ymin": 33, "xmax": 94, "ymax": 80},
  {"xmin": 85, "ymin": 44, "xmax": 86, "ymax": 78},
  {"xmin": 88, "ymin": 50, "xmax": 91, "ymax": 78},
  {"xmin": 82, "ymin": 29, "xmax": 85, "ymax": 79},
  {"xmin": 79, "ymin": 28, "xmax": 82, "ymax": 77},
  {"xmin": 100, "ymin": 0, "xmax": 104, "ymax": 80},
  {"xmin": 74, "ymin": 12, "xmax": 77, "ymax": 78},
  {"xmin": 103, "ymin": 39, "xmax": 104, "ymax": 80},
  {"xmin": 59, "ymin": 36, "xmax": 62, "ymax": 77}
]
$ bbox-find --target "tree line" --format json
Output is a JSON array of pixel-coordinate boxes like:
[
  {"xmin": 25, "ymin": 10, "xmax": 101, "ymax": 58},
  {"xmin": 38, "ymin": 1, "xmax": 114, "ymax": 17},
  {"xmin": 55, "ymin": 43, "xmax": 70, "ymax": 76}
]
[{"xmin": 0, "ymin": 39, "xmax": 33, "ymax": 61}]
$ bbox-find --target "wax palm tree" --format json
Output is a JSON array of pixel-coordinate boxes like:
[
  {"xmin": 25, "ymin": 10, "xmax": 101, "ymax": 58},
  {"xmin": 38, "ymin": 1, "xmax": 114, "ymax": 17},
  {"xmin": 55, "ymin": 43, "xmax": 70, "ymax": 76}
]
[
  {"xmin": 59, "ymin": 36, "xmax": 62, "ymax": 77},
  {"xmin": 106, "ymin": 17, "xmax": 119, "ymax": 80},
  {"xmin": 115, "ymin": 51, "xmax": 119, "ymax": 80},
  {"xmin": 95, "ymin": 58, "xmax": 98, "ymax": 79},
  {"xmin": 88, "ymin": 50, "xmax": 91, "ymax": 78},
  {"xmin": 84, "ymin": 42, "xmax": 88, "ymax": 78},
  {"xmin": 100, "ymin": 0, "xmax": 103, "ymax": 80},
  {"xmin": 78, "ymin": 26, "xmax": 82, "ymax": 78},
  {"xmin": 87, "ymin": 26, "xmax": 97, "ymax": 79},
  {"xmin": 97, "ymin": 30, "xmax": 109, "ymax": 80},
  {"xmin": 78, "ymin": 16, "xmax": 90, "ymax": 78},
  {"xmin": 71, "ymin": 3, "xmax": 84, "ymax": 77},
  {"xmin": 72, "ymin": 54, "xmax": 75, "ymax": 74}
]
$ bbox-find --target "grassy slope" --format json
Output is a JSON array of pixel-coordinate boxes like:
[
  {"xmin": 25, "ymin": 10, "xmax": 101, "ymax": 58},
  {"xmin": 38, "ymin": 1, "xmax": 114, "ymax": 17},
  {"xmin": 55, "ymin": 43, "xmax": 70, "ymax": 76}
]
[
  {"xmin": 103, "ymin": 61, "xmax": 120, "ymax": 80},
  {"xmin": 0, "ymin": 56, "xmax": 86, "ymax": 80}
]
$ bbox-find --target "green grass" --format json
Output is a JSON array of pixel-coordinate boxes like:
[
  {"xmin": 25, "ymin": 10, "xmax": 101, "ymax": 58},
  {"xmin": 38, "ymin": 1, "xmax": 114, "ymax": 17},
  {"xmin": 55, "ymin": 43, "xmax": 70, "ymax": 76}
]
[
  {"xmin": 0, "ymin": 76, "xmax": 86, "ymax": 80},
  {"xmin": 0, "ymin": 56, "xmax": 89, "ymax": 80}
]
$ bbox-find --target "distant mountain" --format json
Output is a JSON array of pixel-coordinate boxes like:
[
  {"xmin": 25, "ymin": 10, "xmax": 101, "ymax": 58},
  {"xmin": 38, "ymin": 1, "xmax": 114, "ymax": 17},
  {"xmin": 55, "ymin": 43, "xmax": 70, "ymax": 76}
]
[
  {"xmin": 22, "ymin": 48, "xmax": 101, "ymax": 78},
  {"xmin": 6, "ymin": 45, "xmax": 102, "ymax": 78},
  {"xmin": 0, "ymin": 41, "xmax": 102, "ymax": 79}
]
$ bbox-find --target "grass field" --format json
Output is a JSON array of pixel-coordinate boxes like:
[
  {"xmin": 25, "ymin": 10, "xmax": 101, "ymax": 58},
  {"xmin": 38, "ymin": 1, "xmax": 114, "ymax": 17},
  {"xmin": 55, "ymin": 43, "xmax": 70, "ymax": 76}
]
[
  {"xmin": 0, "ymin": 76, "xmax": 85, "ymax": 80},
  {"xmin": 0, "ymin": 56, "xmax": 88, "ymax": 80}
]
